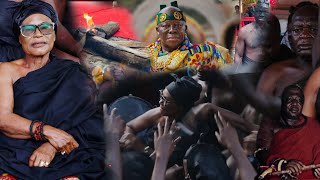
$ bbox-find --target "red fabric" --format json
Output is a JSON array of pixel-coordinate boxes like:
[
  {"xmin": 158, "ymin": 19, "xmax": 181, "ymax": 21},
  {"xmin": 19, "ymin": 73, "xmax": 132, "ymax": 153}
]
[
  {"xmin": 69, "ymin": 1, "xmax": 136, "ymax": 39},
  {"xmin": 266, "ymin": 117, "xmax": 320, "ymax": 180},
  {"xmin": 0, "ymin": 174, "xmax": 16, "ymax": 180}
]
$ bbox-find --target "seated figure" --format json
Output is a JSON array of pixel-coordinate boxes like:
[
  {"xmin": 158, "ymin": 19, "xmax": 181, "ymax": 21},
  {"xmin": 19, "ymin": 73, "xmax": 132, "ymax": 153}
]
[{"xmin": 0, "ymin": 2, "xmax": 105, "ymax": 180}]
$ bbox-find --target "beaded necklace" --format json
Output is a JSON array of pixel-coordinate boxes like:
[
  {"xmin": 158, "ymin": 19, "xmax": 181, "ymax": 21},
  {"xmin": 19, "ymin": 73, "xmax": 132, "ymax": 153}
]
[{"xmin": 149, "ymin": 36, "xmax": 192, "ymax": 71}]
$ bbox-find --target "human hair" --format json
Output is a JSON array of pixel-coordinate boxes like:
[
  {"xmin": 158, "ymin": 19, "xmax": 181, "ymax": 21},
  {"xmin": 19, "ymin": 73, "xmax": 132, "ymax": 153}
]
[
  {"xmin": 184, "ymin": 143, "xmax": 232, "ymax": 180},
  {"xmin": 287, "ymin": 1, "xmax": 318, "ymax": 27},
  {"xmin": 122, "ymin": 151, "xmax": 154, "ymax": 180}
]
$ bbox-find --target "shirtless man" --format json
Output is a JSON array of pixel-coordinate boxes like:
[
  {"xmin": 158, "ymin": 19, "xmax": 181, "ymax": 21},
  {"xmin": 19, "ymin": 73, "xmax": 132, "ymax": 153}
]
[
  {"xmin": 234, "ymin": 0, "xmax": 279, "ymax": 69},
  {"xmin": 231, "ymin": 3, "xmax": 319, "ymax": 119}
]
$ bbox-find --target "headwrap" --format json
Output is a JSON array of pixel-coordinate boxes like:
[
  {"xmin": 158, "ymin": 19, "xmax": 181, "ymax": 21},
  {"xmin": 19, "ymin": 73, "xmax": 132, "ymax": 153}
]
[
  {"xmin": 165, "ymin": 76, "xmax": 201, "ymax": 107},
  {"xmin": 156, "ymin": 1, "xmax": 186, "ymax": 25},
  {"xmin": 12, "ymin": 0, "xmax": 58, "ymax": 36}
]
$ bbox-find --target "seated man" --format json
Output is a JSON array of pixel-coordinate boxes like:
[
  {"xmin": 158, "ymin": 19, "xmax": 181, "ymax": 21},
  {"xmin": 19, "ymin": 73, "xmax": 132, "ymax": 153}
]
[
  {"xmin": 258, "ymin": 85, "xmax": 320, "ymax": 179},
  {"xmin": 0, "ymin": 2, "xmax": 105, "ymax": 179},
  {"xmin": 148, "ymin": 1, "xmax": 233, "ymax": 72},
  {"xmin": 92, "ymin": 1, "xmax": 233, "ymax": 84}
]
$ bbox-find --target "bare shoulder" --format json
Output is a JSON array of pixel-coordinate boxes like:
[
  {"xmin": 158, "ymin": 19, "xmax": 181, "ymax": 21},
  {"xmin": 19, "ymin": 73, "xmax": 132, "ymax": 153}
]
[
  {"xmin": 309, "ymin": 67, "xmax": 320, "ymax": 80},
  {"xmin": 261, "ymin": 59, "xmax": 297, "ymax": 77},
  {"xmin": 190, "ymin": 103, "xmax": 212, "ymax": 115},
  {"xmin": 0, "ymin": 60, "xmax": 24, "ymax": 81}
]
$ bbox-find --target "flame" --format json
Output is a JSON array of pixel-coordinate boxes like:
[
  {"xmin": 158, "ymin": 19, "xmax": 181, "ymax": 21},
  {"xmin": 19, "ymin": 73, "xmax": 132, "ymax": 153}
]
[{"xmin": 83, "ymin": 13, "xmax": 95, "ymax": 30}]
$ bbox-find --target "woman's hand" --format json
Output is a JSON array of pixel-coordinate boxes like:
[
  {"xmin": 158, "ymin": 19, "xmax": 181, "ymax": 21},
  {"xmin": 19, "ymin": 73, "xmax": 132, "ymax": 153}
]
[
  {"xmin": 29, "ymin": 142, "xmax": 57, "ymax": 167},
  {"xmin": 43, "ymin": 125, "xmax": 79, "ymax": 154}
]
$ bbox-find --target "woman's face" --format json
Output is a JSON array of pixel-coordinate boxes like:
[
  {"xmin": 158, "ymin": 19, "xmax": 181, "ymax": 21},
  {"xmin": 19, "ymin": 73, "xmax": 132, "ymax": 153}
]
[
  {"xmin": 159, "ymin": 88, "xmax": 179, "ymax": 116},
  {"xmin": 19, "ymin": 13, "xmax": 56, "ymax": 57}
]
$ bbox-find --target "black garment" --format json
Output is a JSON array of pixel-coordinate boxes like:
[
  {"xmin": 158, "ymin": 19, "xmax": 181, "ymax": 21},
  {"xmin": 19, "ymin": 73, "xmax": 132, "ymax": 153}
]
[
  {"xmin": 0, "ymin": 1, "xmax": 25, "ymax": 61},
  {"xmin": 0, "ymin": 55, "xmax": 106, "ymax": 179}
]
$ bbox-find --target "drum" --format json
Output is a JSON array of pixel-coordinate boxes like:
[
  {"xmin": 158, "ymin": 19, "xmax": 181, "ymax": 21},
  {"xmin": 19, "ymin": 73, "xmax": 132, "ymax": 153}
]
[{"xmin": 108, "ymin": 95, "xmax": 153, "ymax": 123}]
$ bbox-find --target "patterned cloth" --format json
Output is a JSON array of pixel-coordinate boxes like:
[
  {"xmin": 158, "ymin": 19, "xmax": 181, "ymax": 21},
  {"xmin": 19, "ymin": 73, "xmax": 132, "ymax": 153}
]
[{"xmin": 148, "ymin": 36, "xmax": 233, "ymax": 72}]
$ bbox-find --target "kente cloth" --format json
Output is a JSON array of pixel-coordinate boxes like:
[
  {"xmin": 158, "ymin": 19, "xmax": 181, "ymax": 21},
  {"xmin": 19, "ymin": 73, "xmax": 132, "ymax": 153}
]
[
  {"xmin": 0, "ymin": 1, "xmax": 25, "ymax": 61},
  {"xmin": 0, "ymin": 55, "xmax": 106, "ymax": 180},
  {"xmin": 266, "ymin": 117, "xmax": 320, "ymax": 180},
  {"xmin": 148, "ymin": 37, "xmax": 233, "ymax": 72}
]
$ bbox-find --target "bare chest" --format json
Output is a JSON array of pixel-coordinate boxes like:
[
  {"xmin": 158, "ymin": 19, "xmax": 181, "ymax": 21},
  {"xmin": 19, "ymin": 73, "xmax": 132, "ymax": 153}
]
[{"xmin": 245, "ymin": 28, "xmax": 268, "ymax": 49}]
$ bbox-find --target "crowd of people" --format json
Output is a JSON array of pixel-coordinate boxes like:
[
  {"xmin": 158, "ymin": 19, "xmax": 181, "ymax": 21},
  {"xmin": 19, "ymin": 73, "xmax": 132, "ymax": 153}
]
[{"xmin": 0, "ymin": 0, "xmax": 319, "ymax": 180}]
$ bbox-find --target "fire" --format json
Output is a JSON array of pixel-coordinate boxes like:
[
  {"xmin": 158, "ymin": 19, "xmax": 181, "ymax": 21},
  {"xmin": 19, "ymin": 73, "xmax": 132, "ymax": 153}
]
[{"xmin": 83, "ymin": 13, "xmax": 95, "ymax": 30}]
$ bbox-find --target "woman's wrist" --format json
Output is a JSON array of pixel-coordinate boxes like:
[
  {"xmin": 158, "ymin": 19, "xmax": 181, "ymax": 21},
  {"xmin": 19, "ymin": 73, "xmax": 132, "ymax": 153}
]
[{"xmin": 42, "ymin": 125, "xmax": 53, "ymax": 140}]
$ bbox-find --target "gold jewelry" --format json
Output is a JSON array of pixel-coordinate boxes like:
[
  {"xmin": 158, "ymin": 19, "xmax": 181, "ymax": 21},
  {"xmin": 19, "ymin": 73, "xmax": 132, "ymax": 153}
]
[
  {"xmin": 173, "ymin": 11, "xmax": 182, "ymax": 20},
  {"xmin": 149, "ymin": 43, "xmax": 188, "ymax": 71},
  {"xmin": 160, "ymin": 14, "xmax": 166, "ymax": 23}
]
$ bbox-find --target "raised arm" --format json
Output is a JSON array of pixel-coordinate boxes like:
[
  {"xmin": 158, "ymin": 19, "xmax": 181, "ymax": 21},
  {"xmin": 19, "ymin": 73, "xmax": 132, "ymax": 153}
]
[
  {"xmin": 215, "ymin": 112, "xmax": 257, "ymax": 180},
  {"xmin": 230, "ymin": 72, "xmax": 281, "ymax": 119},
  {"xmin": 312, "ymin": 4, "xmax": 320, "ymax": 69},
  {"xmin": 234, "ymin": 29, "xmax": 246, "ymax": 64},
  {"xmin": 42, "ymin": 0, "xmax": 82, "ymax": 58}
]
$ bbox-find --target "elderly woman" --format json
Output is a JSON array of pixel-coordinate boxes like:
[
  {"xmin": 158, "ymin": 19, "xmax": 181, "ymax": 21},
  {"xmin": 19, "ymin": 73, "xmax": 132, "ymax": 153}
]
[{"xmin": 0, "ymin": 2, "xmax": 105, "ymax": 180}]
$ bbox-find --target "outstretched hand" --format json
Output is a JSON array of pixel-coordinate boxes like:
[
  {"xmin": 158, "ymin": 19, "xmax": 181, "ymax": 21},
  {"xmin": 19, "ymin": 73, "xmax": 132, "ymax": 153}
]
[
  {"xmin": 103, "ymin": 104, "xmax": 125, "ymax": 138},
  {"xmin": 215, "ymin": 111, "xmax": 239, "ymax": 149},
  {"xmin": 154, "ymin": 118, "xmax": 181, "ymax": 159}
]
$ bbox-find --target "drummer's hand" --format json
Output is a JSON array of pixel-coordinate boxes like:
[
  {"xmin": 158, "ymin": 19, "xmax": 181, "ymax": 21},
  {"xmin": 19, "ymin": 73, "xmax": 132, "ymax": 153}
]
[
  {"xmin": 43, "ymin": 125, "xmax": 79, "ymax": 154},
  {"xmin": 286, "ymin": 160, "xmax": 304, "ymax": 176},
  {"xmin": 314, "ymin": 168, "xmax": 320, "ymax": 178},
  {"xmin": 119, "ymin": 132, "xmax": 145, "ymax": 152}
]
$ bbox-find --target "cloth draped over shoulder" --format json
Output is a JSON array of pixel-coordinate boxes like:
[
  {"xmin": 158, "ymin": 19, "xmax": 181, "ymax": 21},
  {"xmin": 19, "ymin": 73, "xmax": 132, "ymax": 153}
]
[
  {"xmin": 0, "ymin": 55, "xmax": 106, "ymax": 179},
  {"xmin": 148, "ymin": 36, "xmax": 233, "ymax": 72},
  {"xmin": 266, "ymin": 117, "xmax": 320, "ymax": 180}
]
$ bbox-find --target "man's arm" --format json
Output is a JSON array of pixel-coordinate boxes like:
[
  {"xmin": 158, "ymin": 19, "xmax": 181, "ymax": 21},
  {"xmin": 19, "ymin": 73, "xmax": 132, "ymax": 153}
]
[
  {"xmin": 302, "ymin": 68, "xmax": 320, "ymax": 117},
  {"xmin": 42, "ymin": 0, "xmax": 82, "ymax": 58},
  {"xmin": 234, "ymin": 28, "xmax": 246, "ymax": 64},
  {"xmin": 126, "ymin": 107, "xmax": 162, "ymax": 134},
  {"xmin": 230, "ymin": 73, "xmax": 281, "ymax": 119},
  {"xmin": 312, "ymin": 4, "xmax": 320, "ymax": 69}
]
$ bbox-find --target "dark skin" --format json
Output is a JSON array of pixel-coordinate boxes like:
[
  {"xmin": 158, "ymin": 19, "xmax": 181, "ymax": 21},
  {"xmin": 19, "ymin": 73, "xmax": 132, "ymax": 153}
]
[
  {"xmin": 231, "ymin": 6, "xmax": 318, "ymax": 119},
  {"xmin": 156, "ymin": 6, "xmax": 187, "ymax": 53},
  {"xmin": 234, "ymin": 7, "xmax": 280, "ymax": 64}
]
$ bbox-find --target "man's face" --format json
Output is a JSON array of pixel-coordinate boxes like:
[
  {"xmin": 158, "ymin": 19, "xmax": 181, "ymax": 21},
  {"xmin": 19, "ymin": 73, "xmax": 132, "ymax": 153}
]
[
  {"xmin": 156, "ymin": 20, "xmax": 186, "ymax": 52},
  {"xmin": 288, "ymin": 7, "xmax": 318, "ymax": 58},
  {"xmin": 284, "ymin": 92, "xmax": 303, "ymax": 119},
  {"xmin": 253, "ymin": 7, "xmax": 270, "ymax": 25}
]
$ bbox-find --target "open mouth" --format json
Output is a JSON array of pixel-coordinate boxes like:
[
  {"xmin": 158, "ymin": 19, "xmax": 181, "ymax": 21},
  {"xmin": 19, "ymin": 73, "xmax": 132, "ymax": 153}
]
[{"xmin": 298, "ymin": 44, "xmax": 312, "ymax": 50}]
